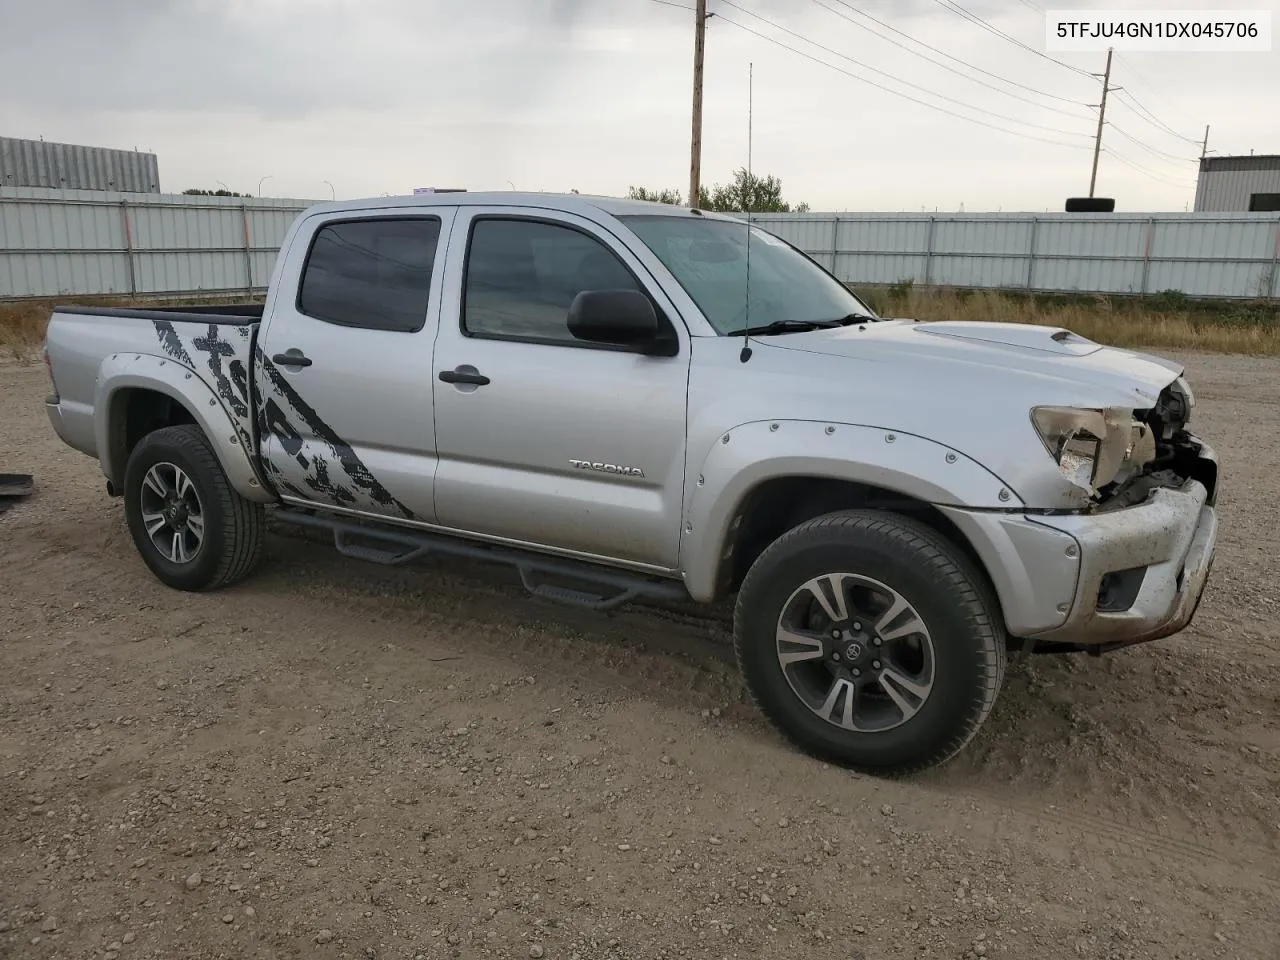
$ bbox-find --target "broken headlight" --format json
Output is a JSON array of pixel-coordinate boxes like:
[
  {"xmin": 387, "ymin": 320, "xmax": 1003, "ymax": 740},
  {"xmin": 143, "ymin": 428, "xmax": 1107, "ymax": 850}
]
[{"xmin": 1030, "ymin": 406, "xmax": 1156, "ymax": 497}]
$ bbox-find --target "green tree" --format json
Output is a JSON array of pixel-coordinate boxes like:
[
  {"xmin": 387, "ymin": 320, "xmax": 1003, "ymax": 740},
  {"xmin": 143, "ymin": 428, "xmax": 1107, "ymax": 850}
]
[
  {"xmin": 628, "ymin": 186, "xmax": 684, "ymax": 205},
  {"xmin": 699, "ymin": 168, "xmax": 808, "ymax": 213}
]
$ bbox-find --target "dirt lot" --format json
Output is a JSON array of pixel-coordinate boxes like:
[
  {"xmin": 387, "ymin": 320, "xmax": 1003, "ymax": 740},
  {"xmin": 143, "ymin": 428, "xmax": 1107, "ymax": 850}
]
[{"xmin": 2, "ymin": 351, "xmax": 1278, "ymax": 960}]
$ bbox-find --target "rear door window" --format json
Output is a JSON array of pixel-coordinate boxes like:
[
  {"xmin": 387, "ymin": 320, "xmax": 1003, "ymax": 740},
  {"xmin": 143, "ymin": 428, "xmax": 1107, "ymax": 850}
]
[{"xmin": 298, "ymin": 217, "xmax": 441, "ymax": 332}]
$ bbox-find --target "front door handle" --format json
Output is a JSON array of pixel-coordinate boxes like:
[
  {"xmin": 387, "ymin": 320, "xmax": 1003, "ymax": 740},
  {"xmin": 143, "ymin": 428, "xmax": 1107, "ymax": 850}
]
[
  {"xmin": 272, "ymin": 348, "xmax": 313, "ymax": 368},
  {"xmin": 438, "ymin": 367, "xmax": 490, "ymax": 386}
]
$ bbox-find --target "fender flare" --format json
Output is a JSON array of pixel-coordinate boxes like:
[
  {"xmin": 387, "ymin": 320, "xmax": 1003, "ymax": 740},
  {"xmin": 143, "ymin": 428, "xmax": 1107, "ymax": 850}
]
[
  {"xmin": 94, "ymin": 352, "xmax": 274, "ymax": 503},
  {"xmin": 680, "ymin": 419, "xmax": 1022, "ymax": 602}
]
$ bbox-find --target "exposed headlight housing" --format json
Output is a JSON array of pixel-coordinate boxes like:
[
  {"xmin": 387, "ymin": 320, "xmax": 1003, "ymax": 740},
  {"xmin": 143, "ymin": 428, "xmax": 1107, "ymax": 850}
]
[{"xmin": 1030, "ymin": 405, "xmax": 1156, "ymax": 498}]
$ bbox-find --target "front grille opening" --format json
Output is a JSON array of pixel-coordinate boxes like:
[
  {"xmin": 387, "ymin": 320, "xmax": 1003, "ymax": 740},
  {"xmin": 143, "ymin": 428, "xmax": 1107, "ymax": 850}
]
[{"xmin": 1097, "ymin": 566, "xmax": 1147, "ymax": 613}]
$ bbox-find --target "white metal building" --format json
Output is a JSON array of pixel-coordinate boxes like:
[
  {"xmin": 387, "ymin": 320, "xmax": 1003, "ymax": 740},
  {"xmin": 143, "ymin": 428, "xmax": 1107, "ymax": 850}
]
[
  {"xmin": 0, "ymin": 137, "xmax": 160, "ymax": 193},
  {"xmin": 1194, "ymin": 155, "xmax": 1280, "ymax": 212}
]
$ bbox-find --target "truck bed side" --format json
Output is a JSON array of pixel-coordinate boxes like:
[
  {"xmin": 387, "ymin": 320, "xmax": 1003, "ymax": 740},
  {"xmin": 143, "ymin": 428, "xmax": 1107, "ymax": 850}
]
[{"xmin": 44, "ymin": 305, "xmax": 270, "ymax": 502}]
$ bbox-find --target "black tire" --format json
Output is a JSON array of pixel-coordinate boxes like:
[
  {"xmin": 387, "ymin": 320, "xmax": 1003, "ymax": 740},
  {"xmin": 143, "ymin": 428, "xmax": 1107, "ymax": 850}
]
[
  {"xmin": 123, "ymin": 424, "xmax": 264, "ymax": 591},
  {"xmin": 734, "ymin": 509, "xmax": 1005, "ymax": 775}
]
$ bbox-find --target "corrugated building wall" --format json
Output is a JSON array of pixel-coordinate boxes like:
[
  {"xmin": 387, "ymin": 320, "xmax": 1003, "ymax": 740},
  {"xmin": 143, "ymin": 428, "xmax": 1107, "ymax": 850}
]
[
  {"xmin": 1194, "ymin": 155, "xmax": 1280, "ymax": 212},
  {"xmin": 1, "ymin": 137, "xmax": 161, "ymax": 193}
]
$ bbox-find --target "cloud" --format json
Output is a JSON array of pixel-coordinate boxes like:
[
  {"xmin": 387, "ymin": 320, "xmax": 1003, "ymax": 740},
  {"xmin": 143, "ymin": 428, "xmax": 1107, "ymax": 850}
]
[{"xmin": 0, "ymin": 0, "xmax": 1272, "ymax": 210}]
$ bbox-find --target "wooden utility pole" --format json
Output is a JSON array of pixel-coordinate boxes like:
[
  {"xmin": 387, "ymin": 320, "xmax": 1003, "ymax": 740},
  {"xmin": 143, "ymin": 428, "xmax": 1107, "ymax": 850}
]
[
  {"xmin": 689, "ymin": 0, "xmax": 708, "ymax": 209},
  {"xmin": 1088, "ymin": 46, "xmax": 1113, "ymax": 198},
  {"xmin": 1200, "ymin": 124, "xmax": 1210, "ymax": 161}
]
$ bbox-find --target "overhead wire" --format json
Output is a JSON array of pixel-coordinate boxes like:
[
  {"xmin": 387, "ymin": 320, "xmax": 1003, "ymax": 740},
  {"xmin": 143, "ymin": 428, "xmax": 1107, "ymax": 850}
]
[
  {"xmin": 1112, "ymin": 53, "xmax": 1204, "ymax": 138},
  {"xmin": 1107, "ymin": 123, "xmax": 1197, "ymax": 165},
  {"xmin": 1111, "ymin": 89, "xmax": 1203, "ymax": 147},
  {"xmin": 710, "ymin": 11, "xmax": 1093, "ymax": 150},
  {"xmin": 719, "ymin": 0, "xmax": 1093, "ymax": 138},
  {"xmin": 1104, "ymin": 147, "xmax": 1196, "ymax": 188},
  {"xmin": 928, "ymin": 0, "xmax": 1096, "ymax": 78},
  {"xmin": 820, "ymin": 0, "xmax": 1087, "ymax": 105},
  {"xmin": 803, "ymin": 0, "xmax": 1093, "ymax": 120}
]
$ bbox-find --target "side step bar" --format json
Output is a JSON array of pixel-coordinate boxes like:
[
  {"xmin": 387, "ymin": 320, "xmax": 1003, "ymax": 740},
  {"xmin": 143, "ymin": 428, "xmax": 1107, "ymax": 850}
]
[{"xmin": 273, "ymin": 509, "xmax": 691, "ymax": 612}]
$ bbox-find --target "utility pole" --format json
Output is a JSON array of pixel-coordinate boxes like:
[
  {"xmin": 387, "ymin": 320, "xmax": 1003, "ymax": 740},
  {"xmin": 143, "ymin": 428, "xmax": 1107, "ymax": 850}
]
[
  {"xmin": 1199, "ymin": 124, "xmax": 1210, "ymax": 161},
  {"xmin": 1088, "ymin": 47, "xmax": 1113, "ymax": 198},
  {"xmin": 689, "ymin": 0, "xmax": 708, "ymax": 210}
]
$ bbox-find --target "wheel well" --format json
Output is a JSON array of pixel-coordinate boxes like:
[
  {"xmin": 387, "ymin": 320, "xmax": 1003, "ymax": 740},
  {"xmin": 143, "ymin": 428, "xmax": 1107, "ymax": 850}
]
[
  {"xmin": 107, "ymin": 388, "xmax": 198, "ymax": 493},
  {"xmin": 718, "ymin": 476, "xmax": 993, "ymax": 600}
]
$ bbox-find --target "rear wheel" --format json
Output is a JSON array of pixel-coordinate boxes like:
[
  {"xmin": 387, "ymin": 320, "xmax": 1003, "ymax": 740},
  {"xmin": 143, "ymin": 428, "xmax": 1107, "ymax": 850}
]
[
  {"xmin": 734, "ymin": 509, "xmax": 1005, "ymax": 774},
  {"xmin": 123, "ymin": 425, "xmax": 264, "ymax": 591}
]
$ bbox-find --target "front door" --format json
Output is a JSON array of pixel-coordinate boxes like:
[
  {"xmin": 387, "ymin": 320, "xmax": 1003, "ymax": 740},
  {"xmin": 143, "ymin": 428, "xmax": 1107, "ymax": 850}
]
[
  {"xmin": 431, "ymin": 208, "xmax": 691, "ymax": 570},
  {"xmin": 256, "ymin": 209, "xmax": 454, "ymax": 524}
]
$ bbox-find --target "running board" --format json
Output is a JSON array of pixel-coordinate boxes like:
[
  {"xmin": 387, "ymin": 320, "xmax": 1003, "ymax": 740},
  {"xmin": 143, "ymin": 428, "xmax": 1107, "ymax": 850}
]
[{"xmin": 273, "ymin": 509, "xmax": 689, "ymax": 612}]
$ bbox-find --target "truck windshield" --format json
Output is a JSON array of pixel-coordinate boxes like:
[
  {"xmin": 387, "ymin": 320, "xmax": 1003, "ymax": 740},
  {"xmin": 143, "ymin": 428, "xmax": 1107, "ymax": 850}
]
[{"xmin": 620, "ymin": 215, "xmax": 878, "ymax": 335}]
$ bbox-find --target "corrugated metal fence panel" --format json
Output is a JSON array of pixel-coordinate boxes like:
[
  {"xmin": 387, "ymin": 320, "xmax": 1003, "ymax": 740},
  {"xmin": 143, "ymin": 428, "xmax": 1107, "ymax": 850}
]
[
  {"xmin": 0, "ymin": 187, "xmax": 311, "ymax": 298},
  {"xmin": 0, "ymin": 137, "xmax": 160, "ymax": 193},
  {"xmin": 4, "ymin": 197, "xmax": 1280, "ymax": 300},
  {"xmin": 751, "ymin": 211, "xmax": 1280, "ymax": 299}
]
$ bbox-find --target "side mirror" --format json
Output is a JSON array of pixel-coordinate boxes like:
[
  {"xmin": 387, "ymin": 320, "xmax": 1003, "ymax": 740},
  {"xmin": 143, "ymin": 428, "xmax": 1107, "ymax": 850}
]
[{"xmin": 567, "ymin": 289, "xmax": 662, "ymax": 348}]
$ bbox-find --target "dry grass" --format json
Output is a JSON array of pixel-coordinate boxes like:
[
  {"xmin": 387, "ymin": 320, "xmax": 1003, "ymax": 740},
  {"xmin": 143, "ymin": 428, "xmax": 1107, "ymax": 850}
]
[
  {"xmin": 857, "ymin": 286, "xmax": 1280, "ymax": 356},
  {"xmin": 4, "ymin": 287, "xmax": 1279, "ymax": 360},
  {"xmin": 0, "ymin": 296, "xmax": 258, "ymax": 362}
]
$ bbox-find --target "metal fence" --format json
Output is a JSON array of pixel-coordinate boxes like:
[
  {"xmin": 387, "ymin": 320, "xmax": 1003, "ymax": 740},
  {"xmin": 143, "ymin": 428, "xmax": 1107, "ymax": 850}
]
[
  {"xmin": 0, "ymin": 187, "xmax": 310, "ymax": 300},
  {"xmin": 750, "ymin": 211, "xmax": 1280, "ymax": 300},
  {"xmin": 4, "ymin": 189, "xmax": 1280, "ymax": 301}
]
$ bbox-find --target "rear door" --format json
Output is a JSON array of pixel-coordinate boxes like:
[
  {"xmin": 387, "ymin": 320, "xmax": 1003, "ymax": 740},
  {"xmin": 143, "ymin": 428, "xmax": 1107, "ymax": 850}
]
[
  {"xmin": 431, "ymin": 206, "xmax": 691, "ymax": 570},
  {"xmin": 256, "ymin": 209, "xmax": 455, "ymax": 523}
]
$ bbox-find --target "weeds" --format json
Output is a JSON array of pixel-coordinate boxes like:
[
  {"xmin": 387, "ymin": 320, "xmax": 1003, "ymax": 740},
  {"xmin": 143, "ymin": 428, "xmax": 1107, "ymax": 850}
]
[
  {"xmin": 0, "ymin": 295, "xmax": 259, "ymax": 362},
  {"xmin": 855, "ymin": 285, "xmax": 1280, "ymax": 356}
]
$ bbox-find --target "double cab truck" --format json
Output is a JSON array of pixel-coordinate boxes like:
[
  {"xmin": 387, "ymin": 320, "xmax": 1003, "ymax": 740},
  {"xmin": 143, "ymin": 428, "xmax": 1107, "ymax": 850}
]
[{"xmin": 43, "ymin": 192, "xmax": 1219, "ymax": 774}]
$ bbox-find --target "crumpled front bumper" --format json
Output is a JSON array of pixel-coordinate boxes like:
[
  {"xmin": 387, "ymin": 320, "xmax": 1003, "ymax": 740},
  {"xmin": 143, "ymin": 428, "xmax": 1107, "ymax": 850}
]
[{"xmin": 940, "ymin": 440, "xmax": 1219, "ymax": 647}]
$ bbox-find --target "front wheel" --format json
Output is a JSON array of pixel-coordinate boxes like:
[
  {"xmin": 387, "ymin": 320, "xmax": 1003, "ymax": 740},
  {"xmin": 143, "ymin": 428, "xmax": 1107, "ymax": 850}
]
[
  {"xmin": 734, "ymin": 509, "xmax": 1005, "ymax": 774},
  {"xmin": 123, "ymin": 424, "xmax": 265, "ymax": 591}
]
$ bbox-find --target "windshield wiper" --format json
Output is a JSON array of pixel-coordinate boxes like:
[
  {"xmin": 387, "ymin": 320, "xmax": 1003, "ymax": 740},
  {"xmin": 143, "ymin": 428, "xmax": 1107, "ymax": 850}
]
[
  {"xmin": 738, "ymin": 319, "xmax": 841, "ymax": 336},
  {"xmin": 827, "ymin": 312, "xmax": 879, "ymax": 325}
]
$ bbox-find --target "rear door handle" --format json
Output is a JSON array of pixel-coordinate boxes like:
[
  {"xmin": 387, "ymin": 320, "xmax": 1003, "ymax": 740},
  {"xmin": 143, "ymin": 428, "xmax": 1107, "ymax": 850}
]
[
  {"xmin": 438, "ymin": 367, "xmax": 490, "ymax": 386},
  {"xmin": 272, "ymin": 349, "xmax": 312, "ymax": 368}
]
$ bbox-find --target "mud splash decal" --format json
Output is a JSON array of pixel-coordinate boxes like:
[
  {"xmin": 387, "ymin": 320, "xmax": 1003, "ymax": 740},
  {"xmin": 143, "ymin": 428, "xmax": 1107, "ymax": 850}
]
[
  {"xmin": 152, "ymin": 320, "xmax": 413, "ymax": 520},
  {"xmin": 254, "ymin": 343, "xmax": 415, "ymax": 519},
  {"xmin": 153, "ymin": 321, "xmax": 254, "ymax": 452}
]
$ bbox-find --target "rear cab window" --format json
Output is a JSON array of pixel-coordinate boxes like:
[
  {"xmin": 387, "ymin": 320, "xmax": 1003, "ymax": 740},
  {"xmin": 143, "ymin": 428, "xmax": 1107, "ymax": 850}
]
[{"xmin": 297, "ymin": 217, "xmax": 442, "ymax": 333}]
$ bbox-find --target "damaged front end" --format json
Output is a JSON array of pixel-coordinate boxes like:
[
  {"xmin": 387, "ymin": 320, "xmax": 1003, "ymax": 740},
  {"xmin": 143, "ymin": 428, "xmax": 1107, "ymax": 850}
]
[
  {"xmin": 1030, "ymin": 376, "xmax": 1216, "ymax": 512},
  {"xmin": 1017, "ymin": 374, "xmax": 1219, "ymax": 654}
]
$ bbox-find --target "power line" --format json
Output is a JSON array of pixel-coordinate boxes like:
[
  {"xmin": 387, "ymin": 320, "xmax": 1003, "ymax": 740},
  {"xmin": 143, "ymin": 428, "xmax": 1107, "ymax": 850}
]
[
  {"xmin": 713, "ymin": 12, "xmax": 1094, "ymax": 150},
  {"xmin": 1107, "ymin": 123, "xmax": 1197, "ymax": 164},
  {"xmin": 1112, "ymin": 53, "xmax": 1203, "ymax": 135},
  {"xmin": 1111, "ymin": 89, "xmax": 1203, "ymax": 147},
  {"xmin": 929, "ymin": 0, "xmax": 1095, "ymax": 78},
  {"xmin": 820, "ymin": 0, "xmax": 1087, "ymax": 106},
  {"xmin": 1104, "ymin": 147, "xmax": 1196, "ymax": 188},
  {"xmin": 720, "ymin": 1, "xmax": 1092, "ymax": 138},
  {"xmin": 644, "ymin": 0, "xmax": 694, "ymax": 9},
  {"xmin": 805, "ymin": 0, "xmax": 1092, "ymax": 120}
]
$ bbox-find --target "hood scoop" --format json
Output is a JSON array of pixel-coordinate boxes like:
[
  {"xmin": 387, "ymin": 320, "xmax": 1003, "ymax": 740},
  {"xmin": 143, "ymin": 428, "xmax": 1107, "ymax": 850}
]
[{"xmin": 914, "ymin": 321, "xmax": 1104, "ymax": 357}]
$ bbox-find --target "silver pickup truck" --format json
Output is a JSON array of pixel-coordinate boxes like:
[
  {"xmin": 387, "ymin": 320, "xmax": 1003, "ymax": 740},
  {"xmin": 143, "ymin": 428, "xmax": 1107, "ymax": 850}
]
[{"xmin": 43, "ymin": 192, "xmax": 1219, "ymax": 774}]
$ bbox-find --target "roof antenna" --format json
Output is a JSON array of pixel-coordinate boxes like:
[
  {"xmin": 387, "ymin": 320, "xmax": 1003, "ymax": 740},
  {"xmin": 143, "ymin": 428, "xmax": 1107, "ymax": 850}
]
[{"xmin": 740, "ymin": 60, "xmax": 754, "ymax": 363}]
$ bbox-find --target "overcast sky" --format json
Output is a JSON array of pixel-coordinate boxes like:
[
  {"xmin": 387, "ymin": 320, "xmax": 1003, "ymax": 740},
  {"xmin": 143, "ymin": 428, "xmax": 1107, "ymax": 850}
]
[{"xmin": 1, "ymin": 0, "xmax": 1276, "ymax": 211}]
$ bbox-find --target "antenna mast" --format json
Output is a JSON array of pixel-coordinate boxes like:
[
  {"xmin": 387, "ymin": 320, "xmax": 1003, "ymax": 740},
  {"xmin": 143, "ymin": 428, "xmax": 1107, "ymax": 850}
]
[{"xmin": 740, "ymin": 61, "xmax": 755, "ymax": 363}]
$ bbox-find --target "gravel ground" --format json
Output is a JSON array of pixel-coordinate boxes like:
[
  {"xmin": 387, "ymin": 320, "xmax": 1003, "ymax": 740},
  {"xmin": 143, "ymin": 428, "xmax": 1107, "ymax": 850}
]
[{"xmin": 1, "ymin": 351, "xmax": 1278, "ymax": 960}]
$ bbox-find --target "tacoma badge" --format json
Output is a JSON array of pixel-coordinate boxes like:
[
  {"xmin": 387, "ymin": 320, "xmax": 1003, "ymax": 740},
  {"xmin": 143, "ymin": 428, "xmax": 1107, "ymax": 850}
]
[{"xmin": 569, "ymin": 459, "xmax": 645, "ymax": 479}]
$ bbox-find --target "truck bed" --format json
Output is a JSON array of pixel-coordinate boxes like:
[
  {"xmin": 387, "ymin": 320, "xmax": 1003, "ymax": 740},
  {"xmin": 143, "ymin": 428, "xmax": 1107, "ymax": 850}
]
[
  {"xmin": 45, "ymin": 303, "xmax": 262, "ymax": 469},
  {"xmin": 55, "ymin": 302, "xmax": 265, "ymax": 324}
]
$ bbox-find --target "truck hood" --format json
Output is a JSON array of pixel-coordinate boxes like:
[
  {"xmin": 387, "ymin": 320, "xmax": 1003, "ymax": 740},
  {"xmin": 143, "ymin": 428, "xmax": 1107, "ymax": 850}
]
[{"xmin": 765, "ymin": 319, "xmax": 1183, "ymax": 407}]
